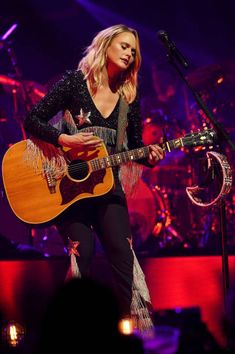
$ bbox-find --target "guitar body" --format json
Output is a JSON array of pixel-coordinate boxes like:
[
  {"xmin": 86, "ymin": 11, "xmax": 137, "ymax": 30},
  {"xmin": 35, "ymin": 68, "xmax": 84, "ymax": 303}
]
[
  {"xmin": 2, "ymin": 129, "xmax": 216, "ymax": 225},
  {"xmin": 2, "ymin": 140, "xmax": 114, "ymax": 224}
]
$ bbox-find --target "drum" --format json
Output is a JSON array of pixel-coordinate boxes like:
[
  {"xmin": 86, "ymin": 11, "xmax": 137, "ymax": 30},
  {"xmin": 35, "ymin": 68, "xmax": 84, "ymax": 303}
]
[
  {"xmin": 142, "ymin": 121, "xmax": 163, "ymax": 145},
  {"xmin": 0, "ymin": 75, "xmax": 45, "ymax": 156},
  {"xmin": 126, "ymin": 179, "xmax": 170, "ymax": 249},
  {"xmin": 142, "ymin": 155, "xmax": 192, "ymax": 190}
]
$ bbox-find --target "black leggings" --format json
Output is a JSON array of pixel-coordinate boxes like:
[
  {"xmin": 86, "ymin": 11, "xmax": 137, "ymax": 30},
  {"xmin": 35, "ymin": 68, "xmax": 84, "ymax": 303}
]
[{"xmin": 55, "ymin": 183, "xmax": 134, "ymax": 316}]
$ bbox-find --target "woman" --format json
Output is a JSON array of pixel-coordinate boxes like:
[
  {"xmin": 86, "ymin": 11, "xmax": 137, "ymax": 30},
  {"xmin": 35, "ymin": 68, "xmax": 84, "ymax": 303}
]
[{"xmin": 24, "ymin": 24, "xmax": 164, "ymax": 331}]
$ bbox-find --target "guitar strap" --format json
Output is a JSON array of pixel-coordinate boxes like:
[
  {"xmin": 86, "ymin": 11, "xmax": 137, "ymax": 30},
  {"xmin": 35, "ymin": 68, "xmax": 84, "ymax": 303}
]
[
  {"xmin": 115, "ymin": 97, "xmax": 129, "ymax": 152},
  {"xmin": 115, "ymin": 97, "xmax": 144, "ymax": 197}
]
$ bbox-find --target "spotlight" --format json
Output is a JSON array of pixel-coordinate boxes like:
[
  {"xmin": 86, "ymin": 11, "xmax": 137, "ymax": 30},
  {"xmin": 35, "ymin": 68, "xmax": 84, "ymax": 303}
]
[
  {"xmin": 2, "ymin": 320, "xmax": 25, "ymax": 347},
  {"xmin": 118, "ymin": 317, "xmax": 134, "ymax": 335}
]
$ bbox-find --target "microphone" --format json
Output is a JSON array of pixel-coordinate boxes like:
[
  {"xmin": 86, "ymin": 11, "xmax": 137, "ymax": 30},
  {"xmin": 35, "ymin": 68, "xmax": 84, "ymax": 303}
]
[{"xmin": 157, "ymin": 30, "xmax": 189, "ymax": 69}]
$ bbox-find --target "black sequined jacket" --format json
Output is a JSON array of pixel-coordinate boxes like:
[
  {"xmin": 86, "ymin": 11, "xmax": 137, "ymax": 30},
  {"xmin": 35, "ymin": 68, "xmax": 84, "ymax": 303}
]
[{"xmin": 24, "ymin": 69, "xmax": 151, "ymax": 167}]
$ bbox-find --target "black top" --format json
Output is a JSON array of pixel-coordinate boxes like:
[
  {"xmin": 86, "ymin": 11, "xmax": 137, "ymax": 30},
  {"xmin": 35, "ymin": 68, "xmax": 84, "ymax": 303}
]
[{"xmin": 24, "ymin": 69, "xmax": 152, "ymax": 169}]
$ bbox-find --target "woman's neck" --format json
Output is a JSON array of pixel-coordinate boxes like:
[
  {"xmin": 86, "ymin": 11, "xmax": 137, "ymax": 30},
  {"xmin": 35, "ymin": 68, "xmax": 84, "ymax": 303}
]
[{"xmin": 102, "ymin": 67, "xmax": 121, "ymax": 93}]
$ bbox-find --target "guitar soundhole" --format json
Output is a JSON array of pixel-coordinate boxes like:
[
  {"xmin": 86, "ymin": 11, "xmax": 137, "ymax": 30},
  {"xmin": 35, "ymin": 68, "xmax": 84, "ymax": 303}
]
[{"xmin": 68, "ymin": 159, "xmax": 89, "ymax": 181}]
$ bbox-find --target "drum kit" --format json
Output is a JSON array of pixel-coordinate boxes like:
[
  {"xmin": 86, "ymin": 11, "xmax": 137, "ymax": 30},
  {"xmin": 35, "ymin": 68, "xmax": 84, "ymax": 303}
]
[
  {"xmin": 0, "ymin": 74, "xmax": 48, "ymax": 249},
  {"xmin": 127, "ymin": 61, "xmax": 235, "ymax": 253}
]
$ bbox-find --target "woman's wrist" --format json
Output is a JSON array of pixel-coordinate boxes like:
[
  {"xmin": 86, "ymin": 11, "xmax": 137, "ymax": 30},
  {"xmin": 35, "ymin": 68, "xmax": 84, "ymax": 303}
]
[{"xmin": 58, "ymin": 133, "xmax": 69, "ymax": 146}]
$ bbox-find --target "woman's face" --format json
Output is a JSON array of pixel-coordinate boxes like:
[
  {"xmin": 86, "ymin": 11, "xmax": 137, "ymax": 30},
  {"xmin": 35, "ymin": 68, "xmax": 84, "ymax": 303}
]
[{"xmin": 106, "ymin": 31, "xmax": 136, "ymax": 74}]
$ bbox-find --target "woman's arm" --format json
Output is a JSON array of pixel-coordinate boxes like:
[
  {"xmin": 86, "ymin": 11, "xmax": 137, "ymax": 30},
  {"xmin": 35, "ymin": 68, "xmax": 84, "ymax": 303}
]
[{"xmin": 24, "ymin": 70, "xmax": 77, "ymax": 146}]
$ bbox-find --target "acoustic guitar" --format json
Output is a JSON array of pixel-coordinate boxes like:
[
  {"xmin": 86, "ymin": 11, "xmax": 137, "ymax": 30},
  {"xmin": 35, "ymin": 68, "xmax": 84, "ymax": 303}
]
[{"xmin": 2, "ymin": 128, "xmax": 216, "ymax": 224}]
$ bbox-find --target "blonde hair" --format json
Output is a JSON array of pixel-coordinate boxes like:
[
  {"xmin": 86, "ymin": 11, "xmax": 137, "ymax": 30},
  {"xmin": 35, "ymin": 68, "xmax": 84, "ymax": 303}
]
[{"xmin": 78, "ymin": 24, "xmax": 141, "ymax": 103}]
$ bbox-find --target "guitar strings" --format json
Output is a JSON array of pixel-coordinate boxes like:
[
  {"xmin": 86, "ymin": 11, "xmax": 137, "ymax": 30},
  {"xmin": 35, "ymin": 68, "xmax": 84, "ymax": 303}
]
[{"xmin": 65, "ymin": 131, "xmax": 213, "ymax": 174}]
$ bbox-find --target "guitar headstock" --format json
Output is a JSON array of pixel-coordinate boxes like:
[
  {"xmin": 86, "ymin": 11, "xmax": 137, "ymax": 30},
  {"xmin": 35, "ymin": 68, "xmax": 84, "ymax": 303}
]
[{"xmin": 183, "ymin": 128, "xmax": 217, "ymax": 147}]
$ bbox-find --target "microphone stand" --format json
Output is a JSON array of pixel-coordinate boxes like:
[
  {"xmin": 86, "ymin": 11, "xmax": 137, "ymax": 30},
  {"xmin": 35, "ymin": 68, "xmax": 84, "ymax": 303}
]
[{"xmin": 165, "ymin": 50, "xmax": 235, "ymax": 303}]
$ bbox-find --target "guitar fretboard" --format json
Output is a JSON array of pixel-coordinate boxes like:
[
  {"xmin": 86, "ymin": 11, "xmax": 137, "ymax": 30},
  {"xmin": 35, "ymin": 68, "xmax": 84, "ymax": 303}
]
[{"xmin": 90, "ymin": 137, "xmax": 184, "ymax": 171}]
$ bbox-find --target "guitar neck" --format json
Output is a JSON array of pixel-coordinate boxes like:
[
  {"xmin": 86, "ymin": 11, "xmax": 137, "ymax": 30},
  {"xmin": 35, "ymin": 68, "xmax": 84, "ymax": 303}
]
[{"xmin": 90, "ymin": 137, "xmax": 183, "ymax": 172}]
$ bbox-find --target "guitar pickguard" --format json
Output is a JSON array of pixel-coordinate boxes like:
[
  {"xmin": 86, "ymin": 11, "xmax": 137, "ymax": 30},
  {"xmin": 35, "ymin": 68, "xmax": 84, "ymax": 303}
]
[{"xmin": 60, "ymin": 169, "xmax": 107, "ymax": 205}]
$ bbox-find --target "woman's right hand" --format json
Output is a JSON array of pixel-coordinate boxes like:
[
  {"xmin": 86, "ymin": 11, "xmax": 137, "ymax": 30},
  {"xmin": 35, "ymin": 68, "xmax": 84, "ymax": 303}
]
[{"xmin": 58, "ymin": 132, "xmax": 103, "ymax": 149}]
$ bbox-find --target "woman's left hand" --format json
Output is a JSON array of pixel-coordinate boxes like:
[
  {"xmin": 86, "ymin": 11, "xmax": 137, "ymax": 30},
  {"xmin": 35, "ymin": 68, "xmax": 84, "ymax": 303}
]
[{"xmin": 147, "ymin": 145, "xmax": 165, "ymax": 166}]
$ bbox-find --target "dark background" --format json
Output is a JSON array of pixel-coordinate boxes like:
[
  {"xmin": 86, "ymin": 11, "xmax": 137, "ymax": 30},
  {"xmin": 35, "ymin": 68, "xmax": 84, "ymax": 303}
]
[
  {"xmin": 0, "ymin": 0, "xmax": 234, "ymax": 88},
  {"xmin": 1, "ymin": 0, "xmax": 235, "ymax": 126},
  {"xmin": 1, "ymin": 0, "xmax": 235, "ymax": 136}
]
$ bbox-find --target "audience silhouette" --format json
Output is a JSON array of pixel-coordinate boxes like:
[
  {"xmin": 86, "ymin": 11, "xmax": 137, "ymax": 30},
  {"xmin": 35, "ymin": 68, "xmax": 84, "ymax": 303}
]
[{"xmin": 34, "ymin": 276, "xmax": 144, "ymax": 354}]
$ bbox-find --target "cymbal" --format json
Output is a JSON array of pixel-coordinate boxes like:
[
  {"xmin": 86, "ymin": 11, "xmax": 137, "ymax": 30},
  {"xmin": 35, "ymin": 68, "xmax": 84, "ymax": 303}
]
[
  {"xmin": 22, "ymin": 80, "xmax": 46, "ymax": 104},
  {"xmin": 186, "ymin": 61, "xmax": 235, "ymax": 90},
  {"xmin": 0, "ymin": 75, "xmax": 21, "ymax": 87},
  {"xmin": 0, "ymin": 75, "xmax": 21, "ymax": 94},
  {"xmin": 0, "ymin": 75, "xmax": 45, "ymax": 103}
]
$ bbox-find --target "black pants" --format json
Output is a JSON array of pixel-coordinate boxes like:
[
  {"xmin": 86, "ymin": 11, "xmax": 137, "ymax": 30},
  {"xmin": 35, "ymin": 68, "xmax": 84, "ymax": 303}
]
[{"xmin": 55, "ymin": 182, "xmax": 134, "ymax": 316}]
